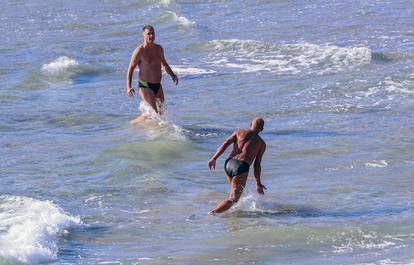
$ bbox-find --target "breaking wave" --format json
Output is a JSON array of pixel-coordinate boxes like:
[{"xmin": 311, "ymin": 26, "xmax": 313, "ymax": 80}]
[
  {"xmin": 195, "ymin": 39, "xmax": 372, "ymax": 75},
  {"xmin": 0, "ymin": 195, "xmax": 81, "ymax": 264}
]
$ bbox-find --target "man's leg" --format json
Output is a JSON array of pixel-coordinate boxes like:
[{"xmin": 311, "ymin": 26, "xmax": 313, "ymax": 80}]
[
  {"xmin": 155, "ymin": 86, "xmax": 165, "ymax": 115},
  {"xmin": 139, "ymin": 87, "xmax": 158, "ymax": 112},
  {"xmin": 210, "ymin": 172, "xmax": 248, "ymax": 214},
  {"xmin": 130, "ymin": 87, "xmax": 158, "ymax": 124},
  {"xmin": 225, "ymin": 175, "xmax": 232, "ymax": 185}
]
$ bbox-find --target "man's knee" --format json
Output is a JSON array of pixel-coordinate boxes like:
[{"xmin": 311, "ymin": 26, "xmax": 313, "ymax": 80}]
[
  {"xmin": 156, "ymin": 95, "xmax": 164, "ymax": 103},
  {"xmin": 229, "ymin": 193, "xmax": 241, "ymax": 203}
]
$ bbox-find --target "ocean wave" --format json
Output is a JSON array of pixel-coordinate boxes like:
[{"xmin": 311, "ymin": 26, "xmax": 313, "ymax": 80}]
[
  {"xmin": 41, "ymin": 56, "xmax": 80, "ymax": 75},
  {"xmin": 0, "ymin": 195, "xmax": 81, "ymax": 264},
  {"xmin": 157, "ymin": 11, "xmax": 195, "ymax": 27},
  {"xmin": 331, "ymin": 228, "xmax": 396, "ymax": 254},
  {"xmin": 355, "ymin": 259, "xmax": 414, "ymax": 265},
  {"xmin": 18, "ymin": 56, "xmax": 112, "ymax": 88},
  {"xmin": 42, "ymin": 56, "xmax": 110, "ymax": 79},
  {"xmin": 372, "ymin": 51, "xmax": 414, "ymax": 62},
  {"xmin": 366, "ymin": 160, "xmax": 388, "ymax": 168},
  {"xmin": 383, "ymin": 76, "xmax": 414, "ymax": 94},
  {"xmin": 183, "ymin": 127, "xmax": 228, "ymax": 140},
  {"xmin": 159, "ymin": 0, "xmax": 175, "ymax": 6},
  {"xmin": 170, "ymin": 65, "xmax": 215, "ymax": 76},
  {"xmin": 197, "ymin": 39, "xmax": 372, "ymax": 75},
  {"xmin": 354, "ymin": 76, "xmax": 414, "ymax": 102}
]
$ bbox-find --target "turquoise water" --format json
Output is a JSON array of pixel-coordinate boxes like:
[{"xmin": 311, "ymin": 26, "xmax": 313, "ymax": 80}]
[{"xmin": 1, "ymin": 0, "xmax": 414, "ymax": 264}]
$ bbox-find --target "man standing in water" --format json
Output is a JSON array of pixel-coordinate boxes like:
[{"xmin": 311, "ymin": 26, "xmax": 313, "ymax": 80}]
[
  {"xmin": 208, "ymin": 117, "xmax": 267, "ymax": 214},
  {"xmin": 126, "ymin": 25, "xmax": 179, "ymax": 124}
]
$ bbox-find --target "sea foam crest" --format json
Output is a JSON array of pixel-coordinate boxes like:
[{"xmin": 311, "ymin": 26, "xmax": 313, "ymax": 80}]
[
  {"xmin": 171, "ymin": 65, "xmax": 215, "ymax": 76},
  {"xmin": 165, "ymin": 11, "xmax": 195, "ymax": 27},
  {"xmin": 332, "ymin": 229, "xmax": 396, "ymax": 254},
  {"xmin": 38, "ymin": 56, "xmax": 109, "ymax": 84},
  {"xmin": 205, "ymin": 39, "xmax": 372, "ymax": 74},
  {"xmin": 0, "ymin": 196, "xmax": 81, "ymax": 264},
  {"xmin": 41, "ymin": 56, "xmax": 79, "ymax": 75},
  {"xmin": 159, "ymin": 0, "xmax": 174, "ymax": 6},
  {"xmin": 353, "ymin": 75, "xmax": 414, "ymax": 106}
]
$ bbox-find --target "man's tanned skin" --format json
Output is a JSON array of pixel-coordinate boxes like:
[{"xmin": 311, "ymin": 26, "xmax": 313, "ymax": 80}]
[
  {"xmin": 126, "ymin": 25, "xmax": 178, "ymax": 124},
  {"xmin": 208, "ymin": 117, "xmax": 267, "ymax": 214}
]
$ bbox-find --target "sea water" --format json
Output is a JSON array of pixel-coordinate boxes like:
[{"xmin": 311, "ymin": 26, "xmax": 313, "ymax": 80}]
[{"xmin": 1, "ymin": 0, "xmax": 414, "ymax": 264}]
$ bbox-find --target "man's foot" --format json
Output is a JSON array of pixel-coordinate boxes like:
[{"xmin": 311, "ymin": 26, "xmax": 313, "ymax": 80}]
[{"xmin": 207, "ymin": 210, "xmax": 216, "ymax": 216}]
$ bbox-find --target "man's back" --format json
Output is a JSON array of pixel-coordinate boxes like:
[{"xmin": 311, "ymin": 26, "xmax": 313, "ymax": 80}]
[
  {"xmin": 230, "ymin": 130, "xmax": 265, "ymax": 165},
  {"xmin": 207, "ymin": 117, "xmax": 267, "ymax": 214}
]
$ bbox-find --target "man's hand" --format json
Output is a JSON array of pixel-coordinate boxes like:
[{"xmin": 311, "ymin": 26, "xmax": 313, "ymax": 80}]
[
  {"xmin": 171, "ymin": 74, "xmax": 179, "ymax": 85},
  {"xmin": 208, "ymin": 158, "xmax": 216, "ymax": 171},
  {"xmin": 256, "ymin": 183, "xmax": 267, "ymax": 195},
  {"xmin": 127, "ymin": 88, "xmax": 135, "ymax": 97}
]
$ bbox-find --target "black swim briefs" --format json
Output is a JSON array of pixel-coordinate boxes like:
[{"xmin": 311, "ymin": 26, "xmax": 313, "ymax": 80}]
[
  {"xmin": 139, "ymin": 80, "xmax": 161, "ymax": 95},
  {"xmin": 224, "ymin": 158, "xmax": 250, "ymax": 178}
]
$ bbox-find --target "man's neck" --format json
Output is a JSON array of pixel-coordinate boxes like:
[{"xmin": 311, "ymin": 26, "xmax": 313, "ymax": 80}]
[{"xmin": 143, "ymin": 41, "xmax": 155, "ymax": 47}]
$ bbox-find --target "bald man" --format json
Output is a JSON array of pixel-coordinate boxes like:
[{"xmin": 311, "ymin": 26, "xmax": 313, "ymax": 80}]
[{"xmin": 208, "ymin": 117, "xmax": 267, "ymax": 214}]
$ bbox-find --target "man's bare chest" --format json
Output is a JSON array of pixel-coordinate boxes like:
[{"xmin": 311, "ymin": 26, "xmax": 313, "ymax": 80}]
[{"xmin": 140, "ymin": 49, "xmax": 161, "ymax": 65}]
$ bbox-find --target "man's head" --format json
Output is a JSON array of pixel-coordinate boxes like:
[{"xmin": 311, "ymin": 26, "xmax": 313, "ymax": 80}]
[
  {"xmin": 142, "ymin": 25, "xmax": 155, "ymax": 43},
  {"xmin": 250, "ymin": 117, "xmax": 264, "ymax": 132}
]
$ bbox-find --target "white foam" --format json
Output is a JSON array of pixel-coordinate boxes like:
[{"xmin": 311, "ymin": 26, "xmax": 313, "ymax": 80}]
[
  {"xmin": 37, "ymin": 56, "xmax": 108, "ymax": 85},
  {"xmin": 0, "ymin": 196, "xmax": 81, "ymax": 264},
  {"xmin": 136, "ymin": 101, "xmax": 188, "ymax": 140},
  {"xmin": 232, "ymin": 192, "xmax": 278, "ymax": 213},
  {"xmin": 159, "ymin": 0, "xmax": 174, "ymax": 6},
  {"xmin": 383, "ymin": 77, "xmax": 414, "ymax": 94},
  {"xmin": 355, "ymin": 259, "xmax": 414, "ymax": 265},
  {"xmin": 170, "ymin": 65, "xmax": 215, "ymax": 76},
  {"xmin": 41, "ymin": 56, "xmax": 79, "ymax": 75},
  {"xmin": 366, "ymin": 160, "xmax": 388, "ymax": 168},
  {"xmin": 329, "ymin": 228, "xmax": 403, "ymax": 257},
  {"xmin": 332, "ymin": 231, "xmax": 396, "ymax": 254},
  {"xmin": 205, "ymin": 39, "xmax": 372, "ymax": 74},
  {"xmin": 352, "ymin": 76, "xmax": 414, "ymax": 107},
  {"xmin": 333, "ymin": 239, "xmax": 395, "ymax": 253},
  {"xmin": 166, "ymin": 11, "xmax": 195, "ymax": 27},
  {"xmin": 138, "ymin": 257, "xmax": 153, "ymax": 261}
]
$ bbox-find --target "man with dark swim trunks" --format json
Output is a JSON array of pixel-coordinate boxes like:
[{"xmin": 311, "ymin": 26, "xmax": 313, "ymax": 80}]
[
  {"xmin": 208, "ymin": 117, "xmax": 267, "ymax": 214},
  {"xmin": 126, "ymin": 25, "xmax": 179, "ymax": 124}
]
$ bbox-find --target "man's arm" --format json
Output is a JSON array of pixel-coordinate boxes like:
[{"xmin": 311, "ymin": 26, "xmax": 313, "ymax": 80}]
[
  {"xmin": 160, "ymin": 46, "xmax": 179, "ymax": 85},
  {"xmin": 208, "ymin": 131, "xmax": 237, "ymax": 170},
  {"xmin": 253, "ymin": 143, "xmax": 266, "ymax": 194},
  {"xmin": 126, "ymin": 46, "xmax": 142, "ymax": 97}
]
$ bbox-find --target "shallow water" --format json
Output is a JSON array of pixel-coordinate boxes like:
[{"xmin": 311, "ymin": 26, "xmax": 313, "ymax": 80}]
[{"xmin": 1, "ymin": 0, "xmax": 414, "ymax": 264}]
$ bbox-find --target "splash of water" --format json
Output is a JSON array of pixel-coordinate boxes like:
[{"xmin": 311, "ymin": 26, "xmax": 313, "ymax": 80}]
[{"xmin": 134, "ymin": 100, "xmax": 188, "ymax": 140}]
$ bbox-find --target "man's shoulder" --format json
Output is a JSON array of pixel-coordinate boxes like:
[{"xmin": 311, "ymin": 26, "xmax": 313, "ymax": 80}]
[
  {"xmin": 259, "ymin": 137, "xmax": 266, "ymax": 148},
  {"xmin": 135, "ymin": 44, "xmax": 145, "ymax": 52},
  {"xmin": 154, "ymin": 43, "xmax": 164, "ymax": 51},
  {"xmin": 235, "ymin": 129, "xmax": 247, "ymax": 136}
]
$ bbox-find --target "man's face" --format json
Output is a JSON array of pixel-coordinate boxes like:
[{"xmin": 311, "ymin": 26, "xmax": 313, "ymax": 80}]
[{"xmin": 143, "ymin": 28, "xmax": 155, "ymax": 43}]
